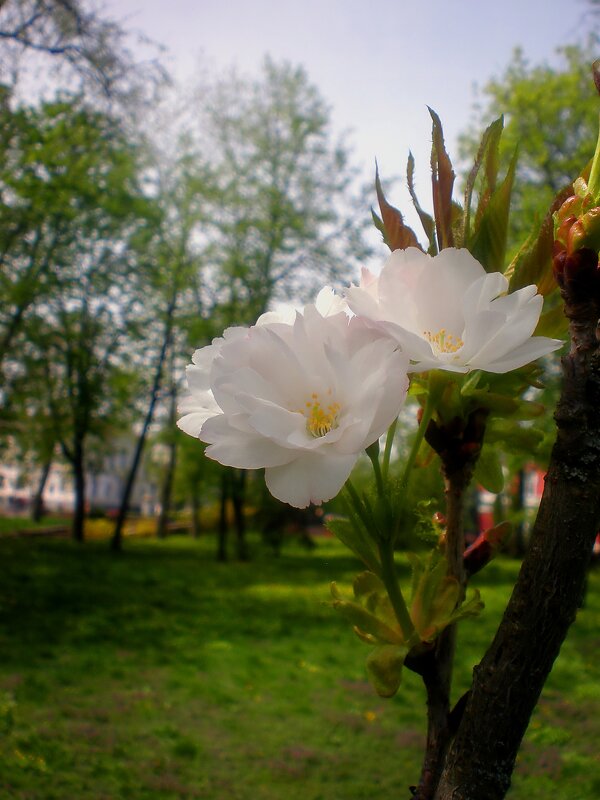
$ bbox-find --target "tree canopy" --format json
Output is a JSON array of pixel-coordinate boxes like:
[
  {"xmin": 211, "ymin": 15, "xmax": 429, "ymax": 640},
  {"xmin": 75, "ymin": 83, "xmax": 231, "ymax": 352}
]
[{"xmin": 458, "ymin": 40, "xmax": 600, "ymax": 250}]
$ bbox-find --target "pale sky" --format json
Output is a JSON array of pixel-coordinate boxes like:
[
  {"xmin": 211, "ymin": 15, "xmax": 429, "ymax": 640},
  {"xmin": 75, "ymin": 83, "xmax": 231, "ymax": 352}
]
[{"xmin": 104, "ymin": 0, "xmax": 592, "ymax": 227}]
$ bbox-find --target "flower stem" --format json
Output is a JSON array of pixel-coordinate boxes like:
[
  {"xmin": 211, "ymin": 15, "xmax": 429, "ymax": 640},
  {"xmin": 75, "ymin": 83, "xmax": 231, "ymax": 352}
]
[
  {"xmin": 366, "ymin": 441, "xmax": 384, "ymax": 498},
  {"xmin": 400, "ymin": 374, "xmax": 441, "ymax": 489},
  {"xmin": 378, "ymin": 538, "xmax": 417, "ymax": 645},
  {"xmin": 382, "ymin": 418, "xmax": 398, "ymax": 481}
]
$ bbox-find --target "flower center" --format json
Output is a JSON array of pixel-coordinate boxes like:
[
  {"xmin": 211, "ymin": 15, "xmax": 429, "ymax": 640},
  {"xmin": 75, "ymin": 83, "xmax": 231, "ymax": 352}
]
[
  {"xmin": 303, "ymin": 392, "xmax": 341, "ymax": 438},
  {"xmin": 423, "ymin": 328, "xmax": 464, "ymax": 355}
]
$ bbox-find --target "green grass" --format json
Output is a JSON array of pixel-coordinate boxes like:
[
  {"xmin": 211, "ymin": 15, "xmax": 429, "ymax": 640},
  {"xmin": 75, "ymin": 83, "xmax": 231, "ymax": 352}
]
[
  {"xmin": 0, "ymin": 533, "xmax": 598, "ymax": 799},
  {"xmin": 0, "ymin": 516, "xmax": 70, "ymax": 535}
]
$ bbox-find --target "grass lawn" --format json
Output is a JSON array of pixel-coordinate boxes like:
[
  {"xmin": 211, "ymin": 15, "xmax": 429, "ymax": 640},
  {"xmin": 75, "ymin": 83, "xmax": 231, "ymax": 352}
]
[{"xmin": 0, "ymin": 533, "xmax": 598, "ymax": 799}]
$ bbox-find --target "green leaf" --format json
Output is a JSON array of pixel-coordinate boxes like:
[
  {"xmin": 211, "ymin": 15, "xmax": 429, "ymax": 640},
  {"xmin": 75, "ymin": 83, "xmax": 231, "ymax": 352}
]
[
  {"xmin": 449, "ymin": 589, "xmax": 485, "ymax": 624},
  {"xmin": 462, "ymin": 117, "xmax": 504, "ymax": 246},
  {"xmin": 407, "ymin": 151, "xmax": 437, "ymax": 254},
  {"xmin": 534, "ymin": 302, "xmax": 568, "ymax": 338},
  {"xmin": 326, "ymin": 516, "xmax": 380, "ymax": 575},
  {"xmin": 366, "ymin": 644, "xmax": 408, "ymax": 697},
  {"xmin": 462, "ymin": 389, "xmax": 519, "ymax": 414},
  {"xmin": 470, "ymin": 148, "xmax": 518, "ymax": 272},
  {"xmin": 353, "ymin": 571, "xmax": 385, "ymax": 600},
  {"xmin": 485, "ymin": 420, "xmax": 545, "ymax": 453},
  {"xmin": 473, "ymin": 447, "xmax": 504, "ymax": 493},
  {"xmin": 331, "ymin": 597, "xmax": 402, "ymax": 645}
]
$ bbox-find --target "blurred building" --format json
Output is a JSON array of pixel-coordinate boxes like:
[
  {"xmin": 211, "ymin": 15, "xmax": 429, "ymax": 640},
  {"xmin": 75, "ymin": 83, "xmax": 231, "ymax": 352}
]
[{"xmin": 0, "ymin": 444, "xmax": 158, "ymax": 517}]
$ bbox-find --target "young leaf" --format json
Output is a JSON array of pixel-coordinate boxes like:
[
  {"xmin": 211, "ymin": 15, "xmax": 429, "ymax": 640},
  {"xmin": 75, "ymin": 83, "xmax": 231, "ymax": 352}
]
[
  {"xmin": 407, "ymin": 151, "xmax": 437, "ymax": 254},
  {"xmin": 366, "ymin": 644, "xmax": 408, "ymax": 697},
  {"xmin": 326, "ymin": 516, "xmax": 381, "ymax": 575},
  {"xmin": 473, "ymin": 447, "xmax": 504, "ymax": 494},
  {"xmin": 375, "ymin": 163, "xmax": 422, "ymax": 251},
  {"xmin": 429, "ymin": 107, "xmax": 456, "ymax": 250},
  {"xmin": 469, "ymin": 148, "xmax": 518, "ymax": 272},
  {"xmin": 462, "ymin": 117, "xmax": 504, "ymax": 246}
]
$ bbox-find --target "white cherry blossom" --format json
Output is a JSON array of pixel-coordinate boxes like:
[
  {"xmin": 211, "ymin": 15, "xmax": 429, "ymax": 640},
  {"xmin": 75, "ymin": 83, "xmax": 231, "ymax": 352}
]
[
  {"xmin": 178, "ymin": 302, "xmax": 409, "ymax": 508},
  {"xmin": 345, "ymin": 247, "xmax": 562, "ymax": 374}
]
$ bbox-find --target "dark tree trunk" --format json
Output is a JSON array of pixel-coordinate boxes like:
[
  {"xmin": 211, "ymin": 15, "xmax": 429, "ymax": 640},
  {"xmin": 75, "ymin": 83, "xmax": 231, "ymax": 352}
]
[
  {"xmin": 156, "ymin": 382, "xmax": 178, "ymax": 539},
  {"xmin": 111, "ymin": 289, "xmax": 177, "ymax": 552},
  {"xmin": 72, "ymin": 445, "xmax": 86, "ymax": 543},
  {"xmin": 217, "ymin": 471, "xmax": 229, "ymax": 562},
  {"xmin": 433, "ymin": 277, "xmax": 600, "ymax": 799},
  {"xmin": 231, "ymin": 469, "xmax": 249, "ymax": 561},
  {"xmin": 31, "ymin": 456, "xmax": 52, "ymax": 522}
]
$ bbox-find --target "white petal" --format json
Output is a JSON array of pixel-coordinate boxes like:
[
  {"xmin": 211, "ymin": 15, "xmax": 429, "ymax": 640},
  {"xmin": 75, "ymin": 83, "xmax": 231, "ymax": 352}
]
[
  {"xmin": 475, "ymin": 336, "xmax": 563, "ymax": 373},
  {"xmin": 177, "ymin": 410, "xmax": 214, "ymax": 438},
  {"xmin": 315, "ymin": 286, "xmax": 349, "ymax": 317},
  {"xmin": 265, "ymin": 451, "xmax": 358, "ymax": 508},
  {"xmin": 202, "ymin": 415, "xmax": 293, "ymax": 469}
]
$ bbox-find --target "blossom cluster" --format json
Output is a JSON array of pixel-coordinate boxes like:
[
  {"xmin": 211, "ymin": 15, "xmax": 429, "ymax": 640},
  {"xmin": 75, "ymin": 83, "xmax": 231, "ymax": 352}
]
[{"xmin": 178, "ymin": 248, "xmax": 562, "ymax": 507}]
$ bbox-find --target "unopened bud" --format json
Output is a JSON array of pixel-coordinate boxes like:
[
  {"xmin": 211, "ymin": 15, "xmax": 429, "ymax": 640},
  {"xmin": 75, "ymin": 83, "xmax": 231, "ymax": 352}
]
[
  {"xmin": 569, "ymin": 206, "xmax": 600, "ymax": 253},
  {"xmin": 553, "ymin": 247, "xmax": 600, "ymax": 302}
]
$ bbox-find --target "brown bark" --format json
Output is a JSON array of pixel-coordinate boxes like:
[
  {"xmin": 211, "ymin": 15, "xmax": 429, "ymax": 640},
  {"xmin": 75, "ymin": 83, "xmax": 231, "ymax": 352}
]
[
  {"xmin": 434, "ymin": 287, "xmax": 600, "ymax": 798},
  {"xmin": 413, "ymin": 412, "xmax": 487, "ymax": 798}
]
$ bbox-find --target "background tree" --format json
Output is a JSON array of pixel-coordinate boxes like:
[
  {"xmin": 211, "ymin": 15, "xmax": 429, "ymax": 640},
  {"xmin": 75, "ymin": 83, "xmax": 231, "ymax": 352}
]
[
  {"xmin": 109, "ymin": 136, "xmax": 215, "ymax": 551},
  {"xmin": 175, "ymin": 59, "xmax": 374, "ymax": 557},
  {"xmin": 1, "ymin": 96, "xmax": 154, "ymax": 540},
  {"xmin": 195, "ymin": 57, "xmax": 373, "ymax": 324},
  {"xmin": 458, "ymin": 40, "xmax": 600, "ymax": 250},
  {"xmin": 0, "ymin": 0, "xmax": 165, "ymax": 102}
]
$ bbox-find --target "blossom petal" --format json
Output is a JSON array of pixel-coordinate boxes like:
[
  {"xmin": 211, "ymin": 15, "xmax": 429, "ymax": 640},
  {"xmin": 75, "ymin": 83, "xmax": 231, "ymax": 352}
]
[
  {"xmin": 476, "ymin": 336, "xmax": 563, "ymax": 373},
  {"xmin": 202, "ymin": 415, "xmax": 293, "ymax": 468},
  {"xmin": 265, "ymin": 451, "xmax": 358, "ymax": 508},
  {"xmin": 344, "ymin": 247, "xmax": 563, "ymax": 375}
]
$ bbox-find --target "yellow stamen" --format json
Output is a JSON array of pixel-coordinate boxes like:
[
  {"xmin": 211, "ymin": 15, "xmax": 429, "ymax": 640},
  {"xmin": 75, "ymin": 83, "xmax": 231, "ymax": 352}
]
[
  {"xmin": 423, "ymin": 327, "xmax": 464, "ymax": 355},
  {"xmin": 303, "ymin": 392, "xmax": 341, "ymax": 438}
]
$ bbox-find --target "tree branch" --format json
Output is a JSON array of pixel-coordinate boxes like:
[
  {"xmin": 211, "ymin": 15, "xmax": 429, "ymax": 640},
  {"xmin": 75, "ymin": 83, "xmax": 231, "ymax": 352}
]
[{"xmin": 434, "ymin": 279, "xmax": 600, "ymax": 799}]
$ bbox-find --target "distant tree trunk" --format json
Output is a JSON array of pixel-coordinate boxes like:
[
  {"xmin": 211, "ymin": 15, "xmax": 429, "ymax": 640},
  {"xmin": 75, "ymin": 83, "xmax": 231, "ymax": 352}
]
[
  {"xmin": 217, "ymin": 471, "xmax": 229, "ymax": 562},
  {"xmin": 71, "ymin": 444, "xmax": 86, "ymax": 543},
  {"xmin": 190, "ymin": 487, "xmax": 201, "ymax": 538},
  {"xmin": 31, "ymin": 456, "xmax": 52, "ymax": 522},
  {"xmin": 509, "ymin": 469, "xmax": 528, "ymax": 557},
  {"xmin": 231, "ymin": 469, "xmax": 249, "ymax": 561},
  {"xmin": 111, "ymin": 288, "xmax": 177, "ymax": 552},
  {"xmin": 156, "ymin": 380, "xmax": 178, "ymax": 539}
]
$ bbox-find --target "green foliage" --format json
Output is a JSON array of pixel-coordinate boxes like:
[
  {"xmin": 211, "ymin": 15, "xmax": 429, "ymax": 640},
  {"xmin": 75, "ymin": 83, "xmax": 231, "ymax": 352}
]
[
  {"xmin": 459, "ymin": 41, "xmax": 600, "ymax": 253},
  {"xmin": 331, "ymin": 552, "xmax": 484, "ymax": 697},
  {"xmin": 199, "ymin": 57, "xmax": 371, "ymax": 325}
]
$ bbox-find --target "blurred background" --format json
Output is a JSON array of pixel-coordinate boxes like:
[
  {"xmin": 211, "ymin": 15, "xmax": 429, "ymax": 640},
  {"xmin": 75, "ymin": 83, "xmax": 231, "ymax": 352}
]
[
  {"xmin": 1, "ymin": 0, "xmax": 597, "ymax": 547},
  {"xmin": 1, "ymin": 3, "xmax": 600, "ymax": 797}
]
